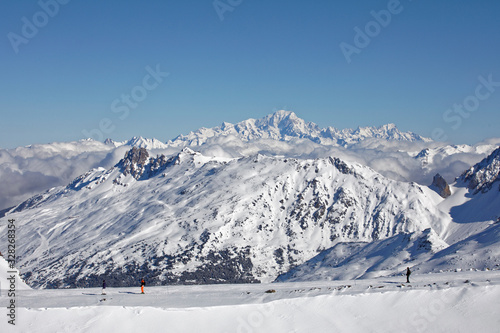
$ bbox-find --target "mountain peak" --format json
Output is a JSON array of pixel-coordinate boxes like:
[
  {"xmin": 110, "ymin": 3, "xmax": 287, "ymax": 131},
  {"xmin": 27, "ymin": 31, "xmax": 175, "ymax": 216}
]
[
  {"xmin": 180, "ymin": 147, "xmax": 198, "ymax": 156},
  {"xmin": 125, "ymin": 136, "xmax": 168, "ymax": 149},
  {"xmin": 106, "ymin": 137, "xmax": 169, "ymax": 149},
  {"xmin": 268, "ymin": 110, "xmax": 298, "ymax": 123},
  {"xmin": 381, "ymin": 123, "xmax": 397, "ymax": 130},
  {"xmin": 117, "ymin": 147, "xmax": 150, "ymax": 179}
]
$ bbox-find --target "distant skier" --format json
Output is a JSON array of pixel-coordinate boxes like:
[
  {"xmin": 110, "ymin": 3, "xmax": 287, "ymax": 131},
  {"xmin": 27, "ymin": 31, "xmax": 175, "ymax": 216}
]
[
  {"xmin": 141, "ymin": 278, "xmax": 146, "ymax": 294},
  {"xmin": 102, "ymin": 280, "xmax": 106, "ymax": 295},
  {"xmin": 406, "ymin": 267, "xmax": 411, "ymax": 283}
]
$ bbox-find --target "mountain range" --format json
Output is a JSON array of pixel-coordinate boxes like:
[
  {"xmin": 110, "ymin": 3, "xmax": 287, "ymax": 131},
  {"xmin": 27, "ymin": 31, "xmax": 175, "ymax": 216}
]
[
  {"xmin": 166, "ymin": 110, "xmax": 431, "ymax": 147},
  {"xmin": 0, "ymin": 111, "xmax": 499, "ymax": 288},
  {"xmin": 2, "ymin": 111, "xmax": 499, "ymax": 212}
]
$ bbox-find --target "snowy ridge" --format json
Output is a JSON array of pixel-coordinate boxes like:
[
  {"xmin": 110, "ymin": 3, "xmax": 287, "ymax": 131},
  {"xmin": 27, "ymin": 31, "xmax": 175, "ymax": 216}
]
[{"xmin": 106, "ymin": 136, "xmax": 170, "ymax": 149}]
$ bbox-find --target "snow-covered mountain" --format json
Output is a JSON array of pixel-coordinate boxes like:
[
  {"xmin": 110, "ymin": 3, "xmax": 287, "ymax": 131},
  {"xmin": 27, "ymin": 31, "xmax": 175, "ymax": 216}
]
[
  {"xmin": 277, "ymin": 147, "xmax": 500, "ymax": 282},
  {"xmin": 105, "ymin": 136, "xmax": 170, "ymax": 150},
  {"xmin": 1, "ymin": 145, "xmax": 452, "ymax": 288},
  {"xmin": 459, "ymin": 146, "xmax": 500, "ymax": 194},
  {"xmin": 168, "ymin": 110, "xmax": 431, "ymax": 147},
  {"xmin": 1, "ymin": 112, "xmax": 499, "ymax": 288},
  {"xmin": 5, "ymin": 145, "xmax": 499, "ymax": 288},
  {"xmin": 2, "ymin": 111, "xmax": 498, "ymax": 213}
]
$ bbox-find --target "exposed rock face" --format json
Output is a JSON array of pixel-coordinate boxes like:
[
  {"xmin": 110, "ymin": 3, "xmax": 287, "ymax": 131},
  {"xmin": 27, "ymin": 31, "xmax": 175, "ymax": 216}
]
[
  {"xmin": 117, "ymin": 147, "xmax": 177, "ymax": 180},
  {"xmin": 460, "ymin": 146, "xmax": 500, "ymax": 194},
  {"xmin": 431, "ymin": 173, "xmax": 451, "ymax": 198},
  {"xmin": 120, "ymin": 147, "xmax": 149, "ymax": 179}
]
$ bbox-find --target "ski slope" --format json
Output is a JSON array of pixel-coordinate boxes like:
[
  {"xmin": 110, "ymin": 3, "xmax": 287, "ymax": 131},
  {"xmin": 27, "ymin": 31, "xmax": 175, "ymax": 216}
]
[{"xmin": 1, "ymin": 270, "xmax": 499, "ymax": 332}]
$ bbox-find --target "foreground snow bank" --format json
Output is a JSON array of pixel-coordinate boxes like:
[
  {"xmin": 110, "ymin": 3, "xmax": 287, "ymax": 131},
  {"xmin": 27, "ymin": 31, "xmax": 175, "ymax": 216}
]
[
  {"xmin": 11, "ymin": 287, "xmax": 499, "ymax": 333},
  {"xmin": 1, "ymin": 271, "xmax": 499, "ymax": 333}
]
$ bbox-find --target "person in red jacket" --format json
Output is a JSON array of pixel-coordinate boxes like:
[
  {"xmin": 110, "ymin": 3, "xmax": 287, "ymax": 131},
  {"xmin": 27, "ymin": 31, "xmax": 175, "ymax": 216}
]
[{"xmin": 141, "ymin": 278, "xmax": 146, "ymax": 294}]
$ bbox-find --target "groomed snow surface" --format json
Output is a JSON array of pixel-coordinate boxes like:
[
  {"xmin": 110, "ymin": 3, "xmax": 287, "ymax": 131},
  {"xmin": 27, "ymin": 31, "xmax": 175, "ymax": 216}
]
[{"xmin": 1, "ymin": 270, "xmax": 499, "ymax": 333}]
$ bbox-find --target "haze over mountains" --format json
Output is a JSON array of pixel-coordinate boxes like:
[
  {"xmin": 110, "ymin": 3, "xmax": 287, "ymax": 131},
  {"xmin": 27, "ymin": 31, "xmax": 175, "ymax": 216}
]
[{"xmin": 0, "ymin": 111, "xmax": 499, "ymax": 288}]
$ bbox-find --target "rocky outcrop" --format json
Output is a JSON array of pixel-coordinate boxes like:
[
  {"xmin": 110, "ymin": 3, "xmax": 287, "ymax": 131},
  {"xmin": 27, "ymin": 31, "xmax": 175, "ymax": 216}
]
[
  {"xmin": 431, "ymin": 173, "xmax": 451, "ymax": 198},
  {"xmin": 117, "ymin": 147, "xmax": 177, "ymax": 180}
]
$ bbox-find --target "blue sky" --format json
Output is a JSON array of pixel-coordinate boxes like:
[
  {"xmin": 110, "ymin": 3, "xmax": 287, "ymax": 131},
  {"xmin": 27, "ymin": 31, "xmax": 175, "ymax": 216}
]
[{"xmin": 1, "ymin": 0, "xmax": 499, "ymax": 149}]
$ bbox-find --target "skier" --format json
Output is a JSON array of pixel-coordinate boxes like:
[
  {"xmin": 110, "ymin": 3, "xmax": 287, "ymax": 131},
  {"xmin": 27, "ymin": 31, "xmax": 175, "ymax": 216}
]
[
  {"xmin": 406, "ymin": 267, "xmax": 411, "ymax": 283},
  {"xmin": 141, "ymin": 278, "xmax": 146, "ymax": 294},
  {"xmin": 102, "ymin": 280, "xmax": 106, "ymax": 295}
]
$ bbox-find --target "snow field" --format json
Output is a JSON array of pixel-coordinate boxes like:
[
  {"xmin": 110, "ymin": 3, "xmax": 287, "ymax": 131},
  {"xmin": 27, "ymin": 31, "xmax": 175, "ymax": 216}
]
[{"xmin": 1, "ymin": 271, "xmax": 499, "ymax": 333}]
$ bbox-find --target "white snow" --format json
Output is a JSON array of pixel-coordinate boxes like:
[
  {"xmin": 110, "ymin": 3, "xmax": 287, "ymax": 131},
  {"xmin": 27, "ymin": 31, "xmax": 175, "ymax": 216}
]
[
  {"xmin": 1, "ymin": 271, "xmax": 499, "ymax": 332},
  {"xmin": 0, "ymin": 256, "xmax": 30, "ymax": 291}
]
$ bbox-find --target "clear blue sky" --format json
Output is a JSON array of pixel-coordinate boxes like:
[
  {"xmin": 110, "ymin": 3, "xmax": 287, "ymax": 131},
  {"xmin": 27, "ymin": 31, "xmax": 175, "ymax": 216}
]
[{"xmin": 1, "ymin": 0, "xmax": 499, "ymax": 148}]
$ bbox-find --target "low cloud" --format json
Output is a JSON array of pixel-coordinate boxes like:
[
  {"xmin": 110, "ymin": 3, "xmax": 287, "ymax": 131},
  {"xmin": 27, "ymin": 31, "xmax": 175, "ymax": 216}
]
[{"xmin": 1, "ymin": 137, "xmax": 498, "ymax": 211}]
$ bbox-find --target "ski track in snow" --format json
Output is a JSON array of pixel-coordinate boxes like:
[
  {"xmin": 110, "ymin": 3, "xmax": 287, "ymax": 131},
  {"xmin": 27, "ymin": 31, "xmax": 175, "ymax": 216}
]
[
  {"xmin": 26, "ymin": 230, "xmax": 49, "ymax": 265},
  {"xmin": 1, "ymin": 271, "xmax": 499, "ymax": 333}
]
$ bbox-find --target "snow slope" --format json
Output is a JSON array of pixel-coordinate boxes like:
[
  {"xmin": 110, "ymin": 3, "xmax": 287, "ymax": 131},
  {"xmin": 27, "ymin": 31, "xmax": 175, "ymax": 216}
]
[
  {"xmin": 0, "ymin": 256, "xmax": 30, "ymax": 291},
  {"xmin": 0, "ymin": 271, "xmax": 499, "ymax": 333}
]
